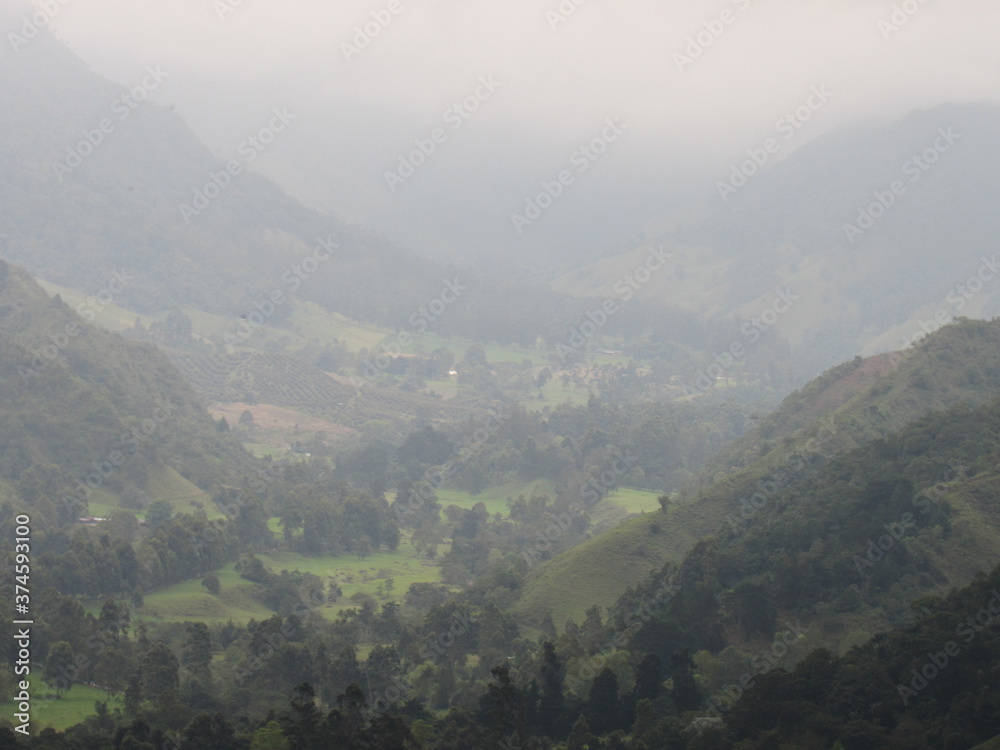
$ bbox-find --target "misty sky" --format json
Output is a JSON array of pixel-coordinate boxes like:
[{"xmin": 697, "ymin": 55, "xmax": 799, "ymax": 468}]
[{"xmin": 21, "ymin": 0, "xmax": 1000, "ymax": 268}]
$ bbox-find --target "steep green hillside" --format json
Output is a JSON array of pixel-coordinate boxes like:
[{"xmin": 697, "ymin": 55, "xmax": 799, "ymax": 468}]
[
  {"xmin": 716, "ymin": 563, "xmax": 1000, "ymax": 749},
  {"xmin": 705, "ymin": 317, "xmax": 1000, "ymax": 479},
  {"xmin": 592, "ymin": 396, "xmax": 1000, "ymax": 696},
  {"xmin": 515, "ymin": 318, "xmax": 1000, "ymax": 626},
  {"xmin": 0, "ymin": 259, "xmax": 253, "ymax": 517}
]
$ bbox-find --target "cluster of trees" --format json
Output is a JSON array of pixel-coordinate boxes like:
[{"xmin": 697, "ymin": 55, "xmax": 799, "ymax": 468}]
[
  {"xmin": 615, "ymin": 397, "xmax": 1000, "ymax": 676},
  {"xmin": 8, "ymin": 565, "xmax": 1000, "ymax": 747},
  {"xmin": 7, "ymin": 399, "xmax": 1000, "ymax": 748},
  {"xmin": 18, "ymin": 507, "xmax": 234, "ymax": 600},
  {"xmin": 342, "ymin": 398, "xmax": 756, "ymax": 504},
  {"xmin": 274, "ymin": 483, "xmax": 400, "ymax": 558},
  {"xmin": 723, "ymin": 565, "xmax": 1000, "ymax": 749}
]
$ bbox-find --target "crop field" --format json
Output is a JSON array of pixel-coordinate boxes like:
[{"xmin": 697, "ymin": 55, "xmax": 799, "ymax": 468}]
[
  {"xmin": 602, "ymin": 486, "xmax": 662, "ymax": 514},
  {"xmin": 137, "ymin": 532, "xmax": 444, "ymax": 624}
]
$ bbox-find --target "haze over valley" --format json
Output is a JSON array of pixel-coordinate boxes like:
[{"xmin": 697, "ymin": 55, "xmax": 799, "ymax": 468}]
[{"xmin": 1, "ymin": 2, "xmax": 1000, "ymax": 748}]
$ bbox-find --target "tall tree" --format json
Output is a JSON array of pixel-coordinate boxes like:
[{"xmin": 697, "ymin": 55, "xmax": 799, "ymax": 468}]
[
  {"xmin": 140, "ymin": 641, "xmax": 180, "ymax": 705},
  {"xmin": 94, "ymin": 647, "xmax": 130, "ymax": 699},
  {"xmin": 585, "ymin": 667, "xmax": 622, "ymax": 735},
  {"xmin": 669, "ymin": 650, "xmax": 701, "ymax": 712},
  {"xmin": 43, "ymin": 641, "xmax": 76, "ymax": 697},
  {"xmin": 566, "ymin": 715, "xmax": 596, "ymax": 750},
  {"xmin": 182, "ymin": 623, "xmax": 213, "ymax": 678},
  {"xmin": 537, "ymin": 641, "xmax": 566, "ymax": 738}
]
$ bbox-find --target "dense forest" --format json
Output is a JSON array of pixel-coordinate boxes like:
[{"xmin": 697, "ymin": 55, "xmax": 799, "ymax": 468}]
[
  {"xmin": 2, "ymin": 14, "xmax": 999, "ymax": 749},
  {"xmin": 6, "ymin": 320, "xmax": 1000, "ymax": 747}
]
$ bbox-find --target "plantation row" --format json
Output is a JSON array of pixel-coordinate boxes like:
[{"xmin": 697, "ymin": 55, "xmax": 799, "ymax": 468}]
[{"xmin": 168, "ymin": 351, "xmax": 475, "ymax": 434}]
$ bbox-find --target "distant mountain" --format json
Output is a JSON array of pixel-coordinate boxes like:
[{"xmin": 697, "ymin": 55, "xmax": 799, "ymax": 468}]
[
  {"xmin": 0, "ymin": 25, "xmax": 724, "ymax": 359},
  {"xmin": 0, "ymin": 259, "xmax": 254, "ymax": 519},
  {"xmin": 0, "ymin": 25, "xmax": 449, "ymax": 321},
  {"xmin": 553, "ymin": 102, "xmax": 1000, "ymax": 376}
]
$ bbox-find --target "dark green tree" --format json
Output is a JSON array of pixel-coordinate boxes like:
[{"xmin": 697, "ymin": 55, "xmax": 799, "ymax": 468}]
[
  {"xmin": 145, "ymin": 499, "xmax": 173, "ymax": 530},
  {"xmin": 140, "ymin": 641, "xmax": 180, "ymax": 705},
  {"xmin": 537, "ymin": 641, "xmax": 566, "ymax": 738},
  {"xmin": 669, "ymin": 650, "xmax": 701, "ymax": 712},
  {"xmin": 182, "ymin": 623, "xmax": 213, "ymax": 677},
  {"xmin": 94, "ymin": 646, "xmax": 130, "ymax": 699},
  {"xmin": 566, "ymin": 714, "xmax": 596, "ymax": 750},
  {"xmin": 201, "ymin": 573, "xmax": 221, "ymax": 596},
  {"xmin": 585, "ymin": 667, "xmax": 622, "ymax": 735},
  {"xmin": 43, "ymin": 641, "xmax": 76, "ymax": 697}
]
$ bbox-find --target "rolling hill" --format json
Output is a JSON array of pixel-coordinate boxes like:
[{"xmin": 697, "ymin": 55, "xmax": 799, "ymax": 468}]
[
  {"xmin": 553, "ymin": 102, "xmax": 1000, "ymax": 377},
  {"xmin": 514, "ymin": 317, "xmax": 1000, "ymax": 627},
  {"xmin": 0, "ymin": 259, "xmax": 255, "ymax": 518}
]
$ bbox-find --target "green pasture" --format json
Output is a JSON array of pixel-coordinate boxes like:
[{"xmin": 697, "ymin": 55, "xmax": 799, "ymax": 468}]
[
  {"xmin": 434, "ymin": 479, "xmax": 557, "ymax": 518},
  {"xmin": 137, "ymin": 533, "xmax": 443, "ymax": 624},
  {"xmin": 0, "ymin": 683, "xmax": 119, "ymax": 732}
]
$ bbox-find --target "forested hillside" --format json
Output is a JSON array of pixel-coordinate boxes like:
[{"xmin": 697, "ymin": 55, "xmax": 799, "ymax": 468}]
[
  {"xmin": 515, "ymin": 318, "xmax": 1000, "ymax": 625},
  {"xmin": 0, "ymin": 260, "xmax": 253, "ymax": 508}
]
